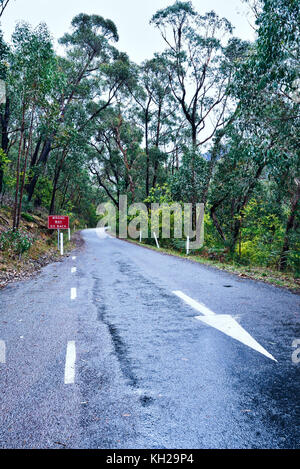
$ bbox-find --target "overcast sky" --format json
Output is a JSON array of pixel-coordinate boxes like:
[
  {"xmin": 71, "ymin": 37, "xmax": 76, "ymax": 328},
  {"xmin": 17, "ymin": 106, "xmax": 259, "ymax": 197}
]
[{"xmin": 2, "ymin": 0, "xmax": 256, "ymax": 63}]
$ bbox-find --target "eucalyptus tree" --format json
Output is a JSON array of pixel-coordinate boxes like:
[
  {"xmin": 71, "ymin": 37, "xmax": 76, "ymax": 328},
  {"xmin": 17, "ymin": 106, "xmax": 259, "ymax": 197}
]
[
  {"xmin": 88, "ymin": 108, "xmax": 126, "ymax": 207},
  {"xmin": 150, "ymin": 1, "xmax": 242, "ymax": 221},
  {"xmin": 208, "ymin": 28, "xmax": 299, "ymax": 264},
  {"xmin": 88, "ymin": 104, "xmax": 144, "ymax": 205},
  {"xmin": 126, "ymin": 56, "xmax": 178, "ymax": 197},
  {"xmin": 0, "ymin": 31, "xmax": 9, "ymax": 193},
  {"xmin": 253, "ymin": 0, "xmax": 300, "ymax": 270},
  {"xmin": 150, "ymin": 1, "xmax": 234, "ymax": 148},
  {"xmin": 6, "ymin": 23, "xmax": 57, "ymax": 229},
  {"xmin": 25, "ymin": 13, "xmax": 129, "ymax": 202},
  {"xmin": 255, "ymin": 0, "xmax": 299, "ymax": 94},
  {"xmin": 226, "ymin": 0, "xmax": 300, "ymax": 269}
]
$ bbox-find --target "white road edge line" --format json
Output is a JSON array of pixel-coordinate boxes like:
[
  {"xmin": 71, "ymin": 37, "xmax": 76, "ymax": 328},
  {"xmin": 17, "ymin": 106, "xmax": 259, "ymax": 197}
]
[
  {"xmin": 0, "ymin": 340, "xmax": 6, "ymax": 364},
  {"xmin": 173, "ymin": 290, "xmax": 215, "ymax": 317},
  {"xmin": 173, "ymin": 290, "xmax": 277, "ymax": 362},
  {"xmin": 70, "ymin": 287, "xmax": 77, "ymax": 300},
  {"xmin": 71, "ymin": 267, "xmax": 77, "ymax": 274},
  {"xmin": 64, "ymin": 341, "xmax": 76, "ymax": 384}
]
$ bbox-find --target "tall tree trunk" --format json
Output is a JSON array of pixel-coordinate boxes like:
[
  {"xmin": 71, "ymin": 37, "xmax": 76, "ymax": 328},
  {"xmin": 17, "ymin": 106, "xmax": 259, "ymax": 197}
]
[
  {"xmin": 152, "ymin": 100, "xmax": 162, "ymax": 189},
  {"xmin": 210, "ymin": 196, "xmax": 228, "ymax": 244},
  {"xmin": 29, "ymin": 137, "xmax": 42, "ymax": 168},
  {"xmin": 26, "ymin": 136, "xmax": 53, "ymax": 201},
  {"xmin": 0, "ymin": 97, "xmax": 10, "ymax": 193},
  {"xmin": 16, "ymin": 106, "xmax": 35, "ymax": 229},
  {"xmin": 49, "ymin": 172, "xmax": 59, "ymax": 215},
  {"xmin": 12, "ymin": 107, "xmax": 25, "ymax": 230},
  {"xmin": 60, "ymin": 178, "xmax": 70, "ymax": 209},
  {"xmin": 145, "ymin": 105, "xmax": 150, "ymax": 198},
  {"xmin": 279, "ymin": 179, "xmax": 300, "ymax": 271},
  {"xmin": 49, "ymin": 148, "xmax": 68, "ymax": 214}
]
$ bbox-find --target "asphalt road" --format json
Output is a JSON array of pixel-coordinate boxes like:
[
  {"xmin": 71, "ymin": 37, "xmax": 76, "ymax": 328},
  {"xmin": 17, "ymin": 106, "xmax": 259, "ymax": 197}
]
[{"xmin": 0, "ymin": 228, "xmax": 299, "ymax": 449}]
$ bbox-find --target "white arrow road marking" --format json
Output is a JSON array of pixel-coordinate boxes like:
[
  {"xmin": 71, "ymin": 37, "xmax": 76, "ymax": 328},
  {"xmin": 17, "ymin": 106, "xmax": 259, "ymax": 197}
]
[
  {"xmin": 70, "ymin": 287, "xmax": 77, "ymax": 300},
  {"xmin": 0, "ymin": 340, "xmax": 5, "ymax": 364},
  {"xmin": 196, "ymin": 314, "xmax": 277, "ymax": 362},
  {"xmin": 173, "ymin": 290, "xmax": 215, "ymax": 317},
  {"xmin": 173, "ymin": 290, "xmax": 277, "ymax": 362},
  {"xmin": 71, "ymin": 267, "xmax": 77, "ymax": 274},
  {"xmin": 64, "ymin": 341, "xmax": 76, "ymax": 384}
]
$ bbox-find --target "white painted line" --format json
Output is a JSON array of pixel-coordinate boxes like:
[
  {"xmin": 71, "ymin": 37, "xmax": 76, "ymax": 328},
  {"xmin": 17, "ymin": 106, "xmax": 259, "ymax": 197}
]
[
  {"xmin": 71, "ymin": 267, "xmax": 77, "ymax": 274},
  {"xmin": 72, "ymin": 256, "xmax": 76, "ymax": 260},
  {"xmin": 70, "ymin": 287, "xmax": 77, "ymax": 300},
  {"xmin": 173, "ymin": 290, "xmax": 276, "ymax": 362},
  {"xmin": 64, "ymin": 341, "xmax": 76, "ymax": 384},
  {"xmin": 0, "ymin": 340, "xmax": 6, "ymax": 364},
  {"xmin": 173, "ymin": 290, "xmax": 215, "ymax": 317}
]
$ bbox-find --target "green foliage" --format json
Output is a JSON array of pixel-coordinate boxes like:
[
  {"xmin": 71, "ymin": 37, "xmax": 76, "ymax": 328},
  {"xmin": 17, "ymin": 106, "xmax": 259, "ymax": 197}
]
[
  {"xmin": 1, "ymin": 4, "xmax": 298, "ymax": 278},
  {"xmin": 144, "ymin": 184, "xmax": 173, "ymax": 204},
  {"xmin": 34, "ymin": 177, "xmax": 52, "ymax": 207},
  {"xmin": 0, "ymin": 29, "xmax": 8, "ymax": 79},
  {"xmin": 21, "ymin": 212, "xmax": 35, "ymax": 222},
  {"xmin": 170, "ymin": 149, "xmax": 208, "ymax": 202},
  {"xmin": 0, "ymin": 228, "xmax": 33, "ymax": 254}
]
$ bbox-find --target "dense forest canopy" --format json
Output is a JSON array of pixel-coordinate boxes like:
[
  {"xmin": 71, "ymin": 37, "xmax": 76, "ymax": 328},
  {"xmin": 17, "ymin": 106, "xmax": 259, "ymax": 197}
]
[{"xmin": 0, "ymin": 0, "xmax": 299, "ymax": 274}]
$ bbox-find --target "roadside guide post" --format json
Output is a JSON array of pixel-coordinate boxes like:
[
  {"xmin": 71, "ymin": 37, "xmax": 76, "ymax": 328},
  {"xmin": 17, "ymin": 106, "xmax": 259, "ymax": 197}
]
[
  {"xmin": 153, "ymin": 231, "xmax": 160, "ymax": 249},
  {"xmin": 139, "ymin": 230, "xmax": 142, "ymax": 243},
  {"xmin": 186, "ymin": 236, "xmax": 190, "ymax": 255},
  {"xmin": 68, "ymin": 228, "xmax": 71, "ymax": 241}
]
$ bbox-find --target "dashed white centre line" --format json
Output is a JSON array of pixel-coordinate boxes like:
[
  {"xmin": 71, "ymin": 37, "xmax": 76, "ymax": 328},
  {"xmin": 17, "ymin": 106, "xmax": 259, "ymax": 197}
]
[
  {"xmin": 72, "ymin": 256, "xmax": 76, "ymax": 260},
  {"xmin": 173, "ymin": 290, "xmax": 276, "ymax": 362},
  {"xmin": 0, "ymin": 340, "xmax": 6, "ymax": 364},
  {"xmin": 70, "ymin": 287, "xmax": 77, "ymax": 300},
  {"xmin": 64, "ymin": 341, "xmax": 76, "ymax": 384},
  {"xmin": 71, "ymin": 267, "xmax": 77, "ymax": 274}
]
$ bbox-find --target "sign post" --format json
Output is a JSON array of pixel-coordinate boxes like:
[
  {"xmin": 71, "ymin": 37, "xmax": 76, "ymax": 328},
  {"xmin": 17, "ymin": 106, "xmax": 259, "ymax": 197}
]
[
  {"xmin": 60, "ymin": 233, "xmax": 64, "ymax": 256},
  {"xmin": 48, "ymin": 216, "xmax": 69, "ymax": 254}
]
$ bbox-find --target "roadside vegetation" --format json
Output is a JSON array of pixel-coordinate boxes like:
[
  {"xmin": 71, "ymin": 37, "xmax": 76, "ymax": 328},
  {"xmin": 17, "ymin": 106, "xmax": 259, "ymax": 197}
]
[
  {"xmin": 0, "ymin": 203, "xmax": 77, "ymax": 287},
  {"xmin": 0, "ymin": 0, "xmax": 299, "ymax": 288}
]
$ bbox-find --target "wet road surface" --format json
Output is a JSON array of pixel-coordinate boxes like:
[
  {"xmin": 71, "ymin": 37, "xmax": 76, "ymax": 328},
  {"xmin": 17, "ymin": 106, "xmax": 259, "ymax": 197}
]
[{"xmin": 0, "ymin": 228, "xmax": 299, "ymax": 448}]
